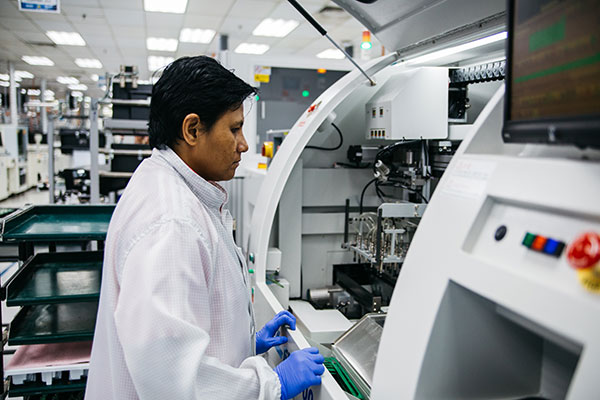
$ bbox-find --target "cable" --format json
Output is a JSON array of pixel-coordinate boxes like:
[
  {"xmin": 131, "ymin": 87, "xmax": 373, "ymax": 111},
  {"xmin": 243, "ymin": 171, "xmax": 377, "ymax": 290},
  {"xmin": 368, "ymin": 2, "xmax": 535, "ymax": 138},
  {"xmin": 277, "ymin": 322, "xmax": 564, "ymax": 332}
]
[
  {"xmin": 359, "ymin": 178, "xmax": 378, "ymax": 214},
  {"xmin": 375, "ymin": 181, "xmax": 388, "ymax": 203},
  {"xmin": 382, "ymin": 180, "xmax": 429, "ymax": 203},
  {"xmin": 306, "ymin": 122, "xmax": 343, "ymax": 151}
]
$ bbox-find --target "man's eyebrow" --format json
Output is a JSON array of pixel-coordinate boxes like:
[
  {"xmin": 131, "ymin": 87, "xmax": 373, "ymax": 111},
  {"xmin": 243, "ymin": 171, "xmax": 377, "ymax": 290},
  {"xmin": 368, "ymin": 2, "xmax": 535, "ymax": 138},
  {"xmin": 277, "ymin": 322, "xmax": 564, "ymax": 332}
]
[{"xmin": 232, "ymin": 119, "xmax": 244, "ymax": 127}]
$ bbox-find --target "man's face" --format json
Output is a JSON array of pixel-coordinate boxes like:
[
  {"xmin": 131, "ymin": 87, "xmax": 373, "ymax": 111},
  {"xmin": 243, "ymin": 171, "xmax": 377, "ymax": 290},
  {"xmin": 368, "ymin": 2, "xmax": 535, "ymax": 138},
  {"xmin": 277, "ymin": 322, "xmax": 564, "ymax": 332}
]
[{"xmin": 190, "ymin": 105, "xmax": 248, "ymax": 181}]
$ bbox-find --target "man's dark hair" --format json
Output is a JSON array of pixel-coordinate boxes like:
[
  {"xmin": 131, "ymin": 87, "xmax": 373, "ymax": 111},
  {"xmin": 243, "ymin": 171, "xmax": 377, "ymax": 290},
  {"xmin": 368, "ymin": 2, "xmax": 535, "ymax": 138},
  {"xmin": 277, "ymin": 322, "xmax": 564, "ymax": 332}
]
[{"xmin": 148, "ymin": 56, "xmax": 257, "ymax": 149}]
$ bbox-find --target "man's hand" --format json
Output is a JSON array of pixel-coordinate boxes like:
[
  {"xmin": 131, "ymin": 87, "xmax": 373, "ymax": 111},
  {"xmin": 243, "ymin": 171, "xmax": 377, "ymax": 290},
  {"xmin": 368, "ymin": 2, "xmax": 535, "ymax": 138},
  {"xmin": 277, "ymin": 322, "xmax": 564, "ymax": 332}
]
[{"xmin": 256, "ymin": 311, "xmax": 296, "ymax": 354}]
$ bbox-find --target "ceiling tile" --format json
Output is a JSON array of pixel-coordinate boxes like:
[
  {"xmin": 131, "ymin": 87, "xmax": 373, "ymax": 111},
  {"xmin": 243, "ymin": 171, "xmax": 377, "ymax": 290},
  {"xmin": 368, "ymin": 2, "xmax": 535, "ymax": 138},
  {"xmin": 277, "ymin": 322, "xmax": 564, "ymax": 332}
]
[
  {"xmin": 62, "ymin": 6, "xmax": 104, "ymax": 17},
  {"xmin": 31, "ymin": 20, "xmax": 75, "ymax": 32},
  {"xmin": 268, "ymin": 2, "xmax": 304, "ymax": 20},
  {"xmin": 145, "ymin": 13, "xmax": 184, "ymax": 28},
  {"xmin": 66, "ymin": 14, "xmax": 108, "ymax": 26},
  {"xmin": 181, "ymin": 15, "xmax": 223, "ymax": 30},
  {"xmin": 228, "ymin": 0, "xmax": 277, "ymax": 19},
  {"xmin": 98, "ymin": 0, "xmax": 143, "ymax": 10},
  {"xmin": 13, "ymin": 31, "xmax": 53, "ymax": 44},
  {"xmin": 0, "ymin": 17, "xmax": 39, "ymax": 31},
  {"xmin": 0, "ymin": 1, "xmax": 25, "ymax": 18},
  {"xmin": 103, "ymin": 9, "xmax": 144, "ymax": 26},
  {"xmin": 145, "ymin": 26, "xmax": 180, "ymax": 38},
  {"xmin": 187, "ymin": 0, "xmax": 236, "ymax": 16},
  {"xmin": 116, "ymin": 37, "xmax": 146, "ymax": 49},
  {"xmin": 219, "ymin": 17, "xmax": 263, "ymax": 36},
  {"xmin": 62, "ymin": 0, "xmax": 101, "ymax": 7},
  {"xmin": 76, "ymin": 23, "xmax": 113, "ymax": 36},
  {"xmin": 61, "ymin": 46, "xmax": 95, "ymax": 58},
  {"xmin": 0, "ymin": 28, "xmax": 18, "ymax": 43},
  {"xmin": 111, "ymin": 26, "xmax": 146, "ymax": 39}
]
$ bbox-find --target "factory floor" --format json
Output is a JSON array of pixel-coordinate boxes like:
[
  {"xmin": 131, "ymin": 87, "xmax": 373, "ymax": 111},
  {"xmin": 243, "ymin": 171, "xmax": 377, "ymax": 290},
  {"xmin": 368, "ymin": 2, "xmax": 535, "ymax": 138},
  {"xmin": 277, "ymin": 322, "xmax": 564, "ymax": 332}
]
[{"xmin": 1, "ymin": 188, "xmax": 54, "ymax": 400}]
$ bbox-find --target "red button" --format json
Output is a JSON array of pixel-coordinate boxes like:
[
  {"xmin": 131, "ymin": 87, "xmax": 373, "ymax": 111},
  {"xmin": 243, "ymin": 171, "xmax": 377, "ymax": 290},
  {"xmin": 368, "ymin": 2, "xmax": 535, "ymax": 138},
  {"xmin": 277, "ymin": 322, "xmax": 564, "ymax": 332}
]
[
  {"xmin": 532, "ymin": 236, "xmax": 547, "ymax": 251},
  {"xmin": 567, "ymin": 232, "xmax": 600, "ymax": 270}
]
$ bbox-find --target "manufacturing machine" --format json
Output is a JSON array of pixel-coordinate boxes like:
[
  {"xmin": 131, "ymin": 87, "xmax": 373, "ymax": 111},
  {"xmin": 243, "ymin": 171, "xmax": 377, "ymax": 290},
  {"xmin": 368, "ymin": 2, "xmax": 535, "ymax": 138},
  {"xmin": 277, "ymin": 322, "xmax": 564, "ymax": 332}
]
[{"xmin": 246, "ymin": 0, "xmax": 599, "ymax": 398}]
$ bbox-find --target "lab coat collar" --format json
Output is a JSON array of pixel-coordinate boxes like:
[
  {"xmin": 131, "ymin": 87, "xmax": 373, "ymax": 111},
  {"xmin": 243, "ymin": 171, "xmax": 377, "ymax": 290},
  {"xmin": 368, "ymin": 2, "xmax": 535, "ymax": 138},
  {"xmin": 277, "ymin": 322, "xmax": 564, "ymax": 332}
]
[{"xmin": 153, "ymin": 147, "xmax": 228, "ymax": 211}]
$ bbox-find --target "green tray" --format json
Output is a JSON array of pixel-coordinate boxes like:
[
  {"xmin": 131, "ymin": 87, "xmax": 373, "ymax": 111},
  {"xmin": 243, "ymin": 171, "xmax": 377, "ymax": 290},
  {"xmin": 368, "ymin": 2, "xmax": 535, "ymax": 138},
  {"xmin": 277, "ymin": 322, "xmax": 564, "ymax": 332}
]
[
  {"xmin": 9, "ymin": 379, "xmax": 86, "ymax": 397},
  {"xmin": 1, "ymin": 205, "xmax": 114, "ymax": 242},
  {"xmin": 324, "ymin": 357, "xmax": 365, "ymax": 399},
  {"xmin": 9, "ymin": 302, "xmax": 98, "ymax": 345},
  {"xmin": 5, "ymin": 251, "xmax": 103, "ymax": 306},
  {"xmin": 0, "ymin": 208, "xmax": 16, "ymax": 218}
]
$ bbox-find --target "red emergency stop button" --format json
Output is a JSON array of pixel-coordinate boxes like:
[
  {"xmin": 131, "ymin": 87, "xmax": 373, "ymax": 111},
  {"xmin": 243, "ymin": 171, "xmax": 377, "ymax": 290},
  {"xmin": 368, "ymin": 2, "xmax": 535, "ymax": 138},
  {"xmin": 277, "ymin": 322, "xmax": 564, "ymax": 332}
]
[{"xmin": 566, "ymin": 232, "xmax": 600, "ymax": 270}]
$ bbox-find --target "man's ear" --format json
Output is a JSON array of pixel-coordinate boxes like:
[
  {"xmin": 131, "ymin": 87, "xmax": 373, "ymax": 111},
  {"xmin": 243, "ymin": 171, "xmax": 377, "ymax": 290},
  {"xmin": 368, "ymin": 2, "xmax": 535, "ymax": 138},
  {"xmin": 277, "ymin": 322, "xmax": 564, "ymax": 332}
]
[{"xmin": 181, "ymin": 113, "xmax": 204, "ymax": 146}]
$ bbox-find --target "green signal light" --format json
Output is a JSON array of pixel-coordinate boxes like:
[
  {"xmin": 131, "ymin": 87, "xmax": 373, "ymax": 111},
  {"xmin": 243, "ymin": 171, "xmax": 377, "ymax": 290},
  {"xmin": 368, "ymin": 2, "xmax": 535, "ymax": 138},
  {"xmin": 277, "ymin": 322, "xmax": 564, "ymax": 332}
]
[
  {"xmin": 361, "ymin": 41, "xmax": 372, "ymax": 50},
  {"xmin": 255, "ymin": 95, "xmax": 260, "ymax": 101},
  {"xmin": 302, "ymin": 90, "xmax": 310, "ymax": 97}
]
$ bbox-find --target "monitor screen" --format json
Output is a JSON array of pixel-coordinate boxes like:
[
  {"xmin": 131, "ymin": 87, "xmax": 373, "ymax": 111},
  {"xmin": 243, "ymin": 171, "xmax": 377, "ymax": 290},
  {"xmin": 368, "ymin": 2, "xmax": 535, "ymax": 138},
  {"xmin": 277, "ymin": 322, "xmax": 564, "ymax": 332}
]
[{"xmin": 503, "ymin": 0, "xmax": 600, "ymax": 148}]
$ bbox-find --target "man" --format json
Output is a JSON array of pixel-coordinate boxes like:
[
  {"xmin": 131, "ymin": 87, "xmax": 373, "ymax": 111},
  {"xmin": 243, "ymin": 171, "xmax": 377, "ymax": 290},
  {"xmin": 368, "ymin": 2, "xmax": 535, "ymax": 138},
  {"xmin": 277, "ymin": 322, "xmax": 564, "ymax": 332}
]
[{"xmin": 86, "ymin": 56, "xmax": 324, "ymax": 400}]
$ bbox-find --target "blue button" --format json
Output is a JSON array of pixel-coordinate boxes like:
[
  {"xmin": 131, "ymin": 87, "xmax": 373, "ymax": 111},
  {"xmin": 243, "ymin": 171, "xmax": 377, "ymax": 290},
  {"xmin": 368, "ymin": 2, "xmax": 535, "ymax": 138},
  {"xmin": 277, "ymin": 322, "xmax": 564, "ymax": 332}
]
[{"xmin": 543, "ymin": 239, "xmax": 565, "ymax": 257}]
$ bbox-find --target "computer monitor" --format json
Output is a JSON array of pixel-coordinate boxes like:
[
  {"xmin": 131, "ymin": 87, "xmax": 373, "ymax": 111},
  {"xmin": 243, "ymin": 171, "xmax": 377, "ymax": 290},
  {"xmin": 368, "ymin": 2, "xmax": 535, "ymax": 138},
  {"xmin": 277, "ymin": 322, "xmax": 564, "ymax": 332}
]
[{"xmin": 503, "ymin": 0, "xmax": 600, "ymax": 148}]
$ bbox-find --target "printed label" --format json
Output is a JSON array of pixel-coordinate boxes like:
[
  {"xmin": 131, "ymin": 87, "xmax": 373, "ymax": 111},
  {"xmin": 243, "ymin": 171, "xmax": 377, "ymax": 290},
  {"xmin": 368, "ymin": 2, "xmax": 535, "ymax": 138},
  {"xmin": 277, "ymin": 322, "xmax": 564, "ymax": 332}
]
[{"xmin": 443, "ymin": 159, "xmax": 496, "ymax": 199}]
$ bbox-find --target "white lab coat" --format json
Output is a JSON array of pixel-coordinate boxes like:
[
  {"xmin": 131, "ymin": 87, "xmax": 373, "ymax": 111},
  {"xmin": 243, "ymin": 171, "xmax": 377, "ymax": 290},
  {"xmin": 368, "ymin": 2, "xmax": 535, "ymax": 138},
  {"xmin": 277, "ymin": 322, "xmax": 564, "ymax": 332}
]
[{"xmin": 85, "ymin": 147, "xmax": 281, "ymax": 399}]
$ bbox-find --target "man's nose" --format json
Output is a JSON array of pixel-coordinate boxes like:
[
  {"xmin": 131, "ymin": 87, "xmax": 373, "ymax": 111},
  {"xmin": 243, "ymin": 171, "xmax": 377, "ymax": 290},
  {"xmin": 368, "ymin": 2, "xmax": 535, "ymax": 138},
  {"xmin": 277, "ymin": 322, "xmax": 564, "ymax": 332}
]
[{"xmin": 238, "ymin": 132, "xmax": 249, "ymax": 153}]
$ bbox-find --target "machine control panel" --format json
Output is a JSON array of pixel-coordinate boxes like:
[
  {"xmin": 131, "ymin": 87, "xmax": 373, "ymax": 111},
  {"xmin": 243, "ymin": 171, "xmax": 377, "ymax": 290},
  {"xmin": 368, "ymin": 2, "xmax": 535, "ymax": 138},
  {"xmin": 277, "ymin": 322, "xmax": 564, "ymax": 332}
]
[{"xmin": 464, "ymin": 199, "xmax": 600, "ymax": 296}]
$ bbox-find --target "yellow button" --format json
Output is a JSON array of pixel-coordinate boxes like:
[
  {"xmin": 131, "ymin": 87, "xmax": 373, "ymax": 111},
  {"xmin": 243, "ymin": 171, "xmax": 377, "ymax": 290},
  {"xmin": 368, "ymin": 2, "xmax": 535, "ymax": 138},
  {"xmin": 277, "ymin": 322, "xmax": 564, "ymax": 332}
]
[{"xmin": 577, "ymin": 264, "xmax": 600, "ymax": 294}]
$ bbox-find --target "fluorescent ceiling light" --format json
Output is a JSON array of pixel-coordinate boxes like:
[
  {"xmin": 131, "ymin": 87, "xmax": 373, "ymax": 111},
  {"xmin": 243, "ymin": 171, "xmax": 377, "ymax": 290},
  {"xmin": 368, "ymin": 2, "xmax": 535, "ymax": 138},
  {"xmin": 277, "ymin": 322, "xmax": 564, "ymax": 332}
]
[
  {"xmin": 0, "ymin": 73, "xmax": 8, "ymax": 81},
  {"xmin": 16, "ymin": 70, "xmax": 34, "ymax": 79},
  {"xmin": 69, "ymin": 84, "xmax": 88, "ymax": 91},
  {"xmin": 44, "ymin": 90, "xmax": 55, "ymax": 101},
  {"xmin": 147, "ymin": 37, "xmax": 178, "ymax": 52},
  {"xmin": 148, "ymin": 56, "xmax": 174, "ymax": 71},
  {"xmin": 407, "ymin": 31, "xmax": 507, "ymax": 65},
  {"xmin": 252, "ymin": 18, "xmax": 299, "ymax": 38},
  {"xmin": 46, "ymin": 31, "xmax": 86, "ymax": 46},
  {"xmin": 75, "ymin": 58, "xmax": 103, "ymax": 69},
  {"xmin": 91, "ymin": 74, "xmax": 99, "ymax": 82},
  {"xmin": 234, "ymin": 43, "xmax": 270, "ymax": 55},
  {"xmin": 316, "ymin": 49, "xmax": 344, "ymax": 59},
  {"xmin": 179, "ymin": 28, "xmax": 216, "ymax": 44},
  {"xmin": 70, "ymin": 91, "xmax": 84, "ymax": 98},
  {"xmin": 27, "ymin": 89, "xmax": 41, "ymax": 96},
  {"xmin": 0, "ymin": 81, "xmax": 9, "ymax": 87},
  {"xmin": 22, "ymin": 56, "xmax": 54, "ymax": 66},
  {"xmin": 144, "ymin": 0, "xmax": 188, "ymax": 13},
  {"xmin": 57, "ymin": 76, "xmax": 79, "ymax": 85},
  {"xmin": 20, "ymin": 89, "xmax": 26, "ymax": 94}
]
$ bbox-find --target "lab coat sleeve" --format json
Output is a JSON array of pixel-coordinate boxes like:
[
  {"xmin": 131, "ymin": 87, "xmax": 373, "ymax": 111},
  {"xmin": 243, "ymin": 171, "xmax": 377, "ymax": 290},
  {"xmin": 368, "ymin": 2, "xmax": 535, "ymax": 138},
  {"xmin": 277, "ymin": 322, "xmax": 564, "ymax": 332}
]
[{"xmin": 113, "ymin": 219, "xmax": 281, "ymax": 400}]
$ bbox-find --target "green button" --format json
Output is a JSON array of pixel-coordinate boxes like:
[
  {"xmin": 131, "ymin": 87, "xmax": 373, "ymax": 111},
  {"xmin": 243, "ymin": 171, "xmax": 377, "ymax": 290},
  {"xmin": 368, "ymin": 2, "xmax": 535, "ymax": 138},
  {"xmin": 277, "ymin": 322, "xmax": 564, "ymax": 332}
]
[
  {"xmin": 248, "ymin": 269, "xmax": 254, "ymax": 274},
  {"xmin": 522, "ymin": 232, "xmax": 536, "ymax": 248}
]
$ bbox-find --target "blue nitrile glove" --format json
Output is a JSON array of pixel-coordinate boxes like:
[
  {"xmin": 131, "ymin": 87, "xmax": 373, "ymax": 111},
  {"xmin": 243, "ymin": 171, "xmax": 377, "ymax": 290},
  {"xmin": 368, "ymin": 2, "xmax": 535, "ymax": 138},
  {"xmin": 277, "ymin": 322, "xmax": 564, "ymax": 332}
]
[
  {"xmin": 274, "ymin": 347, "xmax": 325, "ymax": 400},
  {"xmin": 256, "ymin": 311, "xmax": 296, "ymax": 354}
]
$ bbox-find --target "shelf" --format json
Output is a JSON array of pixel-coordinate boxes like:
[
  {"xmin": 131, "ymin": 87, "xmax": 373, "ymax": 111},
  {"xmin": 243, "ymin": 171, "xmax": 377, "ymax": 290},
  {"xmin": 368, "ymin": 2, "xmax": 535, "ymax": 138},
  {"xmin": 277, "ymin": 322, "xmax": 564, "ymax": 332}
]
[
  {"xmin": 103, "ymin": 118, "xmax": 148, "ymax": 130},
  {"xmin": 9, "ymin": 379, "xmax": 86, "ymax": 397},
  {"xmin": 9, "ymin": 301, "xmax": 98, "ymax": 345},
  {"xmin": 1, "ymin": 205, "xmax": 114, "ymax": 242},
  {"xmin": 99, "ymin": 171, "xmax": 133, "ymax": 178},
  {"xmin": 5, "ymin": 251, "xmax": 103, "ymax": 306}
]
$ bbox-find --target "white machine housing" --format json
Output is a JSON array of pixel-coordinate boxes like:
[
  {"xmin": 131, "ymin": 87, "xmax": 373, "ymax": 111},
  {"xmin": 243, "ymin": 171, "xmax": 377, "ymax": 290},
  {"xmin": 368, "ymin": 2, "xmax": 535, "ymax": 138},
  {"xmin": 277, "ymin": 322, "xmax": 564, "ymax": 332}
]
[
  {"xmin": 371, "ymin": 86, "xmax": 600, "ymax": 399},
  {"xmin": 243, "ymin": 0, "xmax": 600, "ymax": 399},
  {"xmin": 365, "ymin": 67, "xmax": 448, "ymax": 140}
]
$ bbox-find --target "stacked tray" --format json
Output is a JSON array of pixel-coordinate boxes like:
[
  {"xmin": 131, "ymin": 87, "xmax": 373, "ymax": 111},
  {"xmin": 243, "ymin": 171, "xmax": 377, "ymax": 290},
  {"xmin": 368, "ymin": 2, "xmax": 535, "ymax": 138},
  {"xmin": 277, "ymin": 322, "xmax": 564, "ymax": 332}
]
[
  {"xmin": 1, "ymin": 205, "xmax": 114, "ymax": 242},
  {"xmin": 0, "ymin": 205, "xmax": 113, "ymax": 397},
  {"xmin": 5, "ymin": 251, "xmax": 103, "ymax": 345}
]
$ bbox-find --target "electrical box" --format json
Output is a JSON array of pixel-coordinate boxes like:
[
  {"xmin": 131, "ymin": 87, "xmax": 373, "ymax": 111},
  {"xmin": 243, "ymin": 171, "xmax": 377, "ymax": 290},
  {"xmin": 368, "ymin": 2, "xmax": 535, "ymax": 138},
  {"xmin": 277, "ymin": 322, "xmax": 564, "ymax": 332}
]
[{"xmin": 365, "ymin": 67, "xmax": 448, "ymax": 140}]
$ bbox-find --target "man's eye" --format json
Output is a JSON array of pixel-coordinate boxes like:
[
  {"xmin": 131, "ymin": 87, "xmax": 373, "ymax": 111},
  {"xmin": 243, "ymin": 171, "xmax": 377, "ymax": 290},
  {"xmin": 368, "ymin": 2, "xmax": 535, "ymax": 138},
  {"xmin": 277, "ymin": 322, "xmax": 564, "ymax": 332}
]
[{"xmin": 232, "ymin": 128, "xmax": 240, "ymax": 134}]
